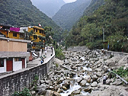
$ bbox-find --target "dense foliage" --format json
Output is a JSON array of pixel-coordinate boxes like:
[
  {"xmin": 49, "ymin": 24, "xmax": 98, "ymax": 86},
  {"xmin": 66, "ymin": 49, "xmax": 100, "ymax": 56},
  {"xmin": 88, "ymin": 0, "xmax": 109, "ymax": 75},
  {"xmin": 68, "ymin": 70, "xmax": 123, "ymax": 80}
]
[
  {"xmin": 52, "ymin": 0, "xmax": 91, "ymax": 30},
  {"xmin": 53, "ymin": 41, "xmax": 65, "ymax": 60},
  {"xmin": 0, "ymin": 0, "xmax": 58, "ymax": 28},
  {"xmin": 109, "ymin": 67, "xmax": 128, "ymax": 82},
  {"xmin": 66, "ymin": 0, "xmax": 128, "ymax": 52}
]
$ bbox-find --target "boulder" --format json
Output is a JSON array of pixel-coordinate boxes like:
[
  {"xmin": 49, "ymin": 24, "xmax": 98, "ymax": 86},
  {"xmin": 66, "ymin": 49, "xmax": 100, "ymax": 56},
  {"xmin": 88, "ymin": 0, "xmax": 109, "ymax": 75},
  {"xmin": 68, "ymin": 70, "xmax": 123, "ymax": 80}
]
[
  {"xmin": 95, "ymin": 68, "xmax": 102, "ymax": 72},
  {"xmin": 76, "ymin": 77, "xmax": 83, "ymax": 83},
  {"xmin": 91, "ymin": 75, "xmax": 98, "ymax": 81},
  {"xmin": 84, "ymin": 87, "xmax": 92, "ymax": 93},
  {"xmin": 112, "ymin": 79, "xmax": 122, "ymax": 86},
  {"xmin": 96, "ymin": 72, "xmax": 102, "ymax": 77},
  {"xmin": 103, "ymin": 65, "xmax": 109, "ymax": 73},
  {"xmin": 80, "ymin": 80, "xmax": 87, "ymax": 87},
  {"xmin": 57, "ymin": 88, "xmax": 63, "ymax": 93},
  {"xmin": 62, "ymin": 86, "xmax": 67, "ymax": 90},
  {"xmin": 91, "ymin": 82, "xmax": 98, "ymax": 87},
  {"xmin": 118, "ymin": 55, "xmax": 128, "ymax": 66},
  {"xmin": 53, "ymin": 91, "xmax": 61, "ymax": 96},
  {"xmin": 45, "ymin": 90, "xmax": 53, "ymax": 96},
  {"xmin": 38, "ymin": 88, "xmax": 47, "ymax": 95},
  {"xmin": 71, "ymin": 89, "xmax": 81, "ymax": 96},
  {"xmin": 106, "ymin": 79, "xmax": 112, "ymax": 85}
]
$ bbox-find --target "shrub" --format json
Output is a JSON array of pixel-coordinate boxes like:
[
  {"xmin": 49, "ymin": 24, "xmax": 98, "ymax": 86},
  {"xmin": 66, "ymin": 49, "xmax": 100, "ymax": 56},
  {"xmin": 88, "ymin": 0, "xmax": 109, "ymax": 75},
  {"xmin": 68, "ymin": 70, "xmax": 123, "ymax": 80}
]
[
  {"xmin": 55, "ymin": 48, "xmax": 65, "ymax": 60},
  {"xmin": 12, "ymin": 88, "xmax": 31, "ymax": 96}
]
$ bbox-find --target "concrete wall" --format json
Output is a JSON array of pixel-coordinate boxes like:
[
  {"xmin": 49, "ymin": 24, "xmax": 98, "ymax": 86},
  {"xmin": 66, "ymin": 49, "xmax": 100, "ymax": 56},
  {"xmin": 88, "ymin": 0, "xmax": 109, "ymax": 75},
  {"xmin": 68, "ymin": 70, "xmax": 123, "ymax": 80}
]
[
  {"xmin": 0, "ymin": 54, "xmax": 55, "ymax": 96},
  {"xmin": 0, "ymin": 59, "xmax": 6, "ymax": 73},
  {"xmin": 0, "ymin": 40, "xmax": 27, "ymax": 52}
]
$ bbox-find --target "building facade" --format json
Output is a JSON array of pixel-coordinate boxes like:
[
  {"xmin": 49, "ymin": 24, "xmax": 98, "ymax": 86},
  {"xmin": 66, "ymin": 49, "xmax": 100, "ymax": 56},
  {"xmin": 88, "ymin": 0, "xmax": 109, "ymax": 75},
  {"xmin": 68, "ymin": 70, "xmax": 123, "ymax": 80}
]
[
  {"xmin": 0, "ymin": 25, "xmax": 24, "ymax": 39},
  {"xmin": 0, "ymin": 37, "xmax": 31, "ymax": 73}
]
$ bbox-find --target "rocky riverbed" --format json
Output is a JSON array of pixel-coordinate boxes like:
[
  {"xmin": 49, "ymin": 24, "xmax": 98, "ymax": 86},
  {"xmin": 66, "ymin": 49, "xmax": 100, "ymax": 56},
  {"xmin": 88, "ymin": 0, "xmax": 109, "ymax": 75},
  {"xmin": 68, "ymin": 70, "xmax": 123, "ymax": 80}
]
[{"xmin": 31, "ymin": 46, "xmax": 128, "ymax": 96}]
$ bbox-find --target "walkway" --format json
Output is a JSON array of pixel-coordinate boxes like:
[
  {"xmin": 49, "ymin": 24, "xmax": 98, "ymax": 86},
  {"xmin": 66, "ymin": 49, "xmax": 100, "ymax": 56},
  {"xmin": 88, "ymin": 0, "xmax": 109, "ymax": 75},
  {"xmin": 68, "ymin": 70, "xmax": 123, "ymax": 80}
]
[{"xmin": 27, "ymin": 48, "xmax": 54, "ymax": 68}]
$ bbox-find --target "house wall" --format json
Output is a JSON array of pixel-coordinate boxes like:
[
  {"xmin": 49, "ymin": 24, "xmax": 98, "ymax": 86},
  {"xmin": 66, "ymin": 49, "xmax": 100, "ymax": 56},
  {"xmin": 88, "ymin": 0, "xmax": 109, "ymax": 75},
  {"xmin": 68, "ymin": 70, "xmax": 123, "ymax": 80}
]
[
  {"xmin": 28, "ymin": 26, "xmax": 45, "ymax": 43},
  {"xmin": 0, "ymin": 59, "xmax": 6, "ymax": 73},
  {"xmin": 0, "ymin": 30, "xmax": 24, "ymax": 39},
  {"xmin": 0, "ymin": 40, "xmax": 27, "ymax": 52},
  {"xmin": 13, "ymin": 58, "xmax": 22, "ymax": 71}
]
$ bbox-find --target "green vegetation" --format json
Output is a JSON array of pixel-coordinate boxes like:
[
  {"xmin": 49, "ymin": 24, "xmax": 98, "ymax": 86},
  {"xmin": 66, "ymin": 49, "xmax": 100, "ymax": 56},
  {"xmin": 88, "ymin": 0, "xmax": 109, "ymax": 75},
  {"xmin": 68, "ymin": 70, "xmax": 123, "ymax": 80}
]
[
  {"xmin": 114, "ymin": 67, "xmax": 128, "ymax": 78},
  {"xmin": 0, "ymin": 0, "xmax": 59, "ymax": 28},
  {"xmin": 55, "ymin": 48, "xmax": 65, "ymax": 60},
  {"xmin": 12, "ymin": 88, "xmax": 31, "ymax": 96},
  {"xmin": 31, "ymin": 75, "xmax": 39, "ymax": 90},
  {"xmin": 53, "ymin": 41, "xmax": 65, "ymax": 60},
  {"xmin": 65, "ymin": 0, "xmax": 128, "ymax": 52},
  {"xmin": 109, "ymin": 67, "xmax": 128, "ymax": 82},
  {"xmin": 55, "ymin": 63, "xmax": 59, "ymax": 68}
]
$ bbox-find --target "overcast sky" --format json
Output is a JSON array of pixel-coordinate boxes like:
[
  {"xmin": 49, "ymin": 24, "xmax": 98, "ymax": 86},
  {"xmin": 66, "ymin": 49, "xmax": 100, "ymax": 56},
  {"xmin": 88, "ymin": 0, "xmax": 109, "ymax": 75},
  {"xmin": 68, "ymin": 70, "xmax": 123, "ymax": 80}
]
[{"xmin": 63, "ymin": 0, "xmax": 77, "ymax": 3}]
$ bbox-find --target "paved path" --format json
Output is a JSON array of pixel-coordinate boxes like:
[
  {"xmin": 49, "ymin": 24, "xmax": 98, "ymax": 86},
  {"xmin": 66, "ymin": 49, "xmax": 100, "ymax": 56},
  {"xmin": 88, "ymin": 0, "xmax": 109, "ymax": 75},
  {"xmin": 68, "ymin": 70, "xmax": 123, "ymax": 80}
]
[{"xmin": 27, "ymin": 48, "xmax": 54, "ymax": 68}]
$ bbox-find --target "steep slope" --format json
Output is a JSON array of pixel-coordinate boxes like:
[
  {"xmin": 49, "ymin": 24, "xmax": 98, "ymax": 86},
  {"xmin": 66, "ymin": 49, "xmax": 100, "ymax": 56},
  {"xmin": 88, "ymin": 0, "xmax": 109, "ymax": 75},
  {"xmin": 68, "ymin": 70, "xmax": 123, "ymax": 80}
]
[
  {"xmin": 66, "ymin": 0, "xmax": 128, "ymax": 52},
  {"xmin": 31, "ymin": 0, "xmax": 65, "ymax": 18},
  {"xmin": 83, "ymin": 0, "xmax": 105, "ymax": 16},
  {"xmin": 52, "ymin": 0, "xmax": 91, "ymax": 30},
  {"xmin": 0, "ymin": 0, "xmax": 59, "ymax": 30}
]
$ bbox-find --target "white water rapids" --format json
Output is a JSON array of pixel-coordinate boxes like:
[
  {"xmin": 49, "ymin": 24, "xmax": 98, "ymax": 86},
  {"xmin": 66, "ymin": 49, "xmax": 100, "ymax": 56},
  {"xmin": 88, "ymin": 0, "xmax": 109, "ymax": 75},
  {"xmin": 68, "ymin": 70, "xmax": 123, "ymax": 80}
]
[{"xmin": 60, "ymin": 65, "xmax": 91, "ymax": 96}]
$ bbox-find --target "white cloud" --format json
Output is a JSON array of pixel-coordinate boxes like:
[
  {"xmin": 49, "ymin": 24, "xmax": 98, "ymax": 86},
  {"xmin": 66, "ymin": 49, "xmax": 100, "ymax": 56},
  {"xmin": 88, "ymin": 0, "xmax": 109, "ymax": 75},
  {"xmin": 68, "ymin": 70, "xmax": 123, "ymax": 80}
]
[{"xmin": 63, "ymin": 0, "xmax": 77, "ymax": 3}]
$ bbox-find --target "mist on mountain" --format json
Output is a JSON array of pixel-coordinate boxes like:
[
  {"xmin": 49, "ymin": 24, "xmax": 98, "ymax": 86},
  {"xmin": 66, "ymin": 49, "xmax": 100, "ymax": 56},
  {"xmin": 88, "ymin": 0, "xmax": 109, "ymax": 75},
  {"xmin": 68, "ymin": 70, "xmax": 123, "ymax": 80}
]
[{"xmin": 31, "ymin": 0, "xmax": 65, "ymax": 18}]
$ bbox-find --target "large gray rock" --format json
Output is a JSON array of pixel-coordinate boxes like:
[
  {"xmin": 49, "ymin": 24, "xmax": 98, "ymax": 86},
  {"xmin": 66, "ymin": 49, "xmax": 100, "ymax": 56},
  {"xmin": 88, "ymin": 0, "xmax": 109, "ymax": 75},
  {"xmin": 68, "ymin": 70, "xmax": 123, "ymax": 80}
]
[
  {"xmin": 73, "ymin": 89, "xmax": 81, "ymax": 94},
  {"xmin": 91, "ymin": 82, "xmax": 98, "ymax": 87},
  {"xmin": 118, "ymin": 55, "xmax": 128, "ymax": 66},
  {"xmin": 37, "ymin": 88, "xmax": 47, "ymax": 95},
  {"xmin": 96, "ymin": 72, "xmax": 102, "ymax": 77},
  {"xmin": 76, "ymin": 77, "xmax": 83, "ymax": 83},
  {"xmin": 80, "ymin": 80, "xmax": 87, "ymax": 87},
  {"xmin": 91, "ymin": 75, "xmax": 98, "ymax": 81},
  {"xmin": 53, "ymin": 91, "xmax": 61, "ymax": 96},
  {"xmin": 45, "ymin": 90, "xmax": 53, "ymax": 96},
  {"xmin": 112, "ymin": 79, "xmax": 122, "ymax": 85},
  {"xmin": 84, "ymin": 87, "xmax": 92, "ymax": 93},
  {"xmin": 105, "ymin": 56, "xmax": 121, "ymax": 66}
]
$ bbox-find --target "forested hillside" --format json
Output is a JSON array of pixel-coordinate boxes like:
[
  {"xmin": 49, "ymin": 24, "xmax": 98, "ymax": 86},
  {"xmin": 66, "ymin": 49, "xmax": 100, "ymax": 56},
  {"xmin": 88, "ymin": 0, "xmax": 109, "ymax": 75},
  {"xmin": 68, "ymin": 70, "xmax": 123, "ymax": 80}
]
[
  {"xmin": 66, "ymin": 0, "xmax": 128, "ymax": 52},
  {"xmin": 83, "ymin": 0, "xmax": 105, "ymax": 16},
  {"xmin": 0, "ymin": 0, "xmax": 59, "ymax": 30},
  {"xmin": 52, "ymin": 0, "xmax": 91, "ymax": 30}
]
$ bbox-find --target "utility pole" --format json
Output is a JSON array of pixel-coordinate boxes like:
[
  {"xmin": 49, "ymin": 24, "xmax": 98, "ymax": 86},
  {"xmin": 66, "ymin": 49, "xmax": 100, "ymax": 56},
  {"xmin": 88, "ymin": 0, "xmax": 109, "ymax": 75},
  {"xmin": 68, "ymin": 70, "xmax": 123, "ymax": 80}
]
[
  {"xmin": 102, "ymin": 27, "xmax": 105, "ymax": 49},
  {"xmin": 103, "ymin": 27, "xmax": 105, "ymax": 42}
]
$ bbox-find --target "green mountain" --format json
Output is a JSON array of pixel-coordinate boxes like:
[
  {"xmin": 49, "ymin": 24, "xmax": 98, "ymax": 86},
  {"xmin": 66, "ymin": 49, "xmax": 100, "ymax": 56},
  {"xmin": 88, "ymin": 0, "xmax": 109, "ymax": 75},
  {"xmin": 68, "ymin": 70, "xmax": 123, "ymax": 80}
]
[
  {"xmin": 83, "ymin": 0, "xmax": 105, "ymax": 16},
  {"xmin": 52, "ymin": 0, "xmax": 91, "ymax": 30},
  {"xmin": 66, "ymin": 0, "xmax": 128, "ymax": 52},
  {"xmin": 0, "ymin": 0, "xmax": 59, "ymax": 30}
]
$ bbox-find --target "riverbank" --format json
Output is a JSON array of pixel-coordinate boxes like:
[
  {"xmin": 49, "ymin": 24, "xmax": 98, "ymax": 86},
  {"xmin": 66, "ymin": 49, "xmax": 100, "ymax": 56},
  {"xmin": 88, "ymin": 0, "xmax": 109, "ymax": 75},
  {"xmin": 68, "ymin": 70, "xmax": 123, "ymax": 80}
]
[{"xmin": 30, "ymin": 46, "xmax": 128, "ymax": 96}]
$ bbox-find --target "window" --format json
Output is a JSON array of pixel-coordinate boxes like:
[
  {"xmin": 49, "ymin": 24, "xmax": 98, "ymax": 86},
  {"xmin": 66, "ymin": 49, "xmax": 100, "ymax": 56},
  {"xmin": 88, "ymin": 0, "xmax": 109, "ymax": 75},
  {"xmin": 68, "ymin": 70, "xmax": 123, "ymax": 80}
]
[
  {"xmin": 39, "ymin": 30, "xmax": 42, "ymax": 33},
  {"xmin": 34, "ymin": 28, "xmax": 37, "ymax": 32},
  {"xmin": 20, "ymin": 33, "xmax": 24, "ymax": 38},
  {"xmin": 33, "ymin": 35, "xmax": 37, "ymax": 39},
  {"xmin": 13, "ymin": 33, "xmax": 17, "ymax": 37},
  {"xmin": 0, "ymin": 59, "xmax": 4, "ymax": 67},
  {"xmin": 14, "ymin": 58, "xmax": 21, "ymax": 61}
]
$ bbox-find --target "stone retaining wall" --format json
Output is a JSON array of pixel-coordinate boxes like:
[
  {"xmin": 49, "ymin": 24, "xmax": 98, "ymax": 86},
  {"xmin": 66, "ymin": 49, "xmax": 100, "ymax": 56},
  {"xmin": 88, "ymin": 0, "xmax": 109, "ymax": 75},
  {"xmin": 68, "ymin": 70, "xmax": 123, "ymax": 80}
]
[{"xmin": 0, "ymin": 54, "xmax": 55, "ymax": 96}]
